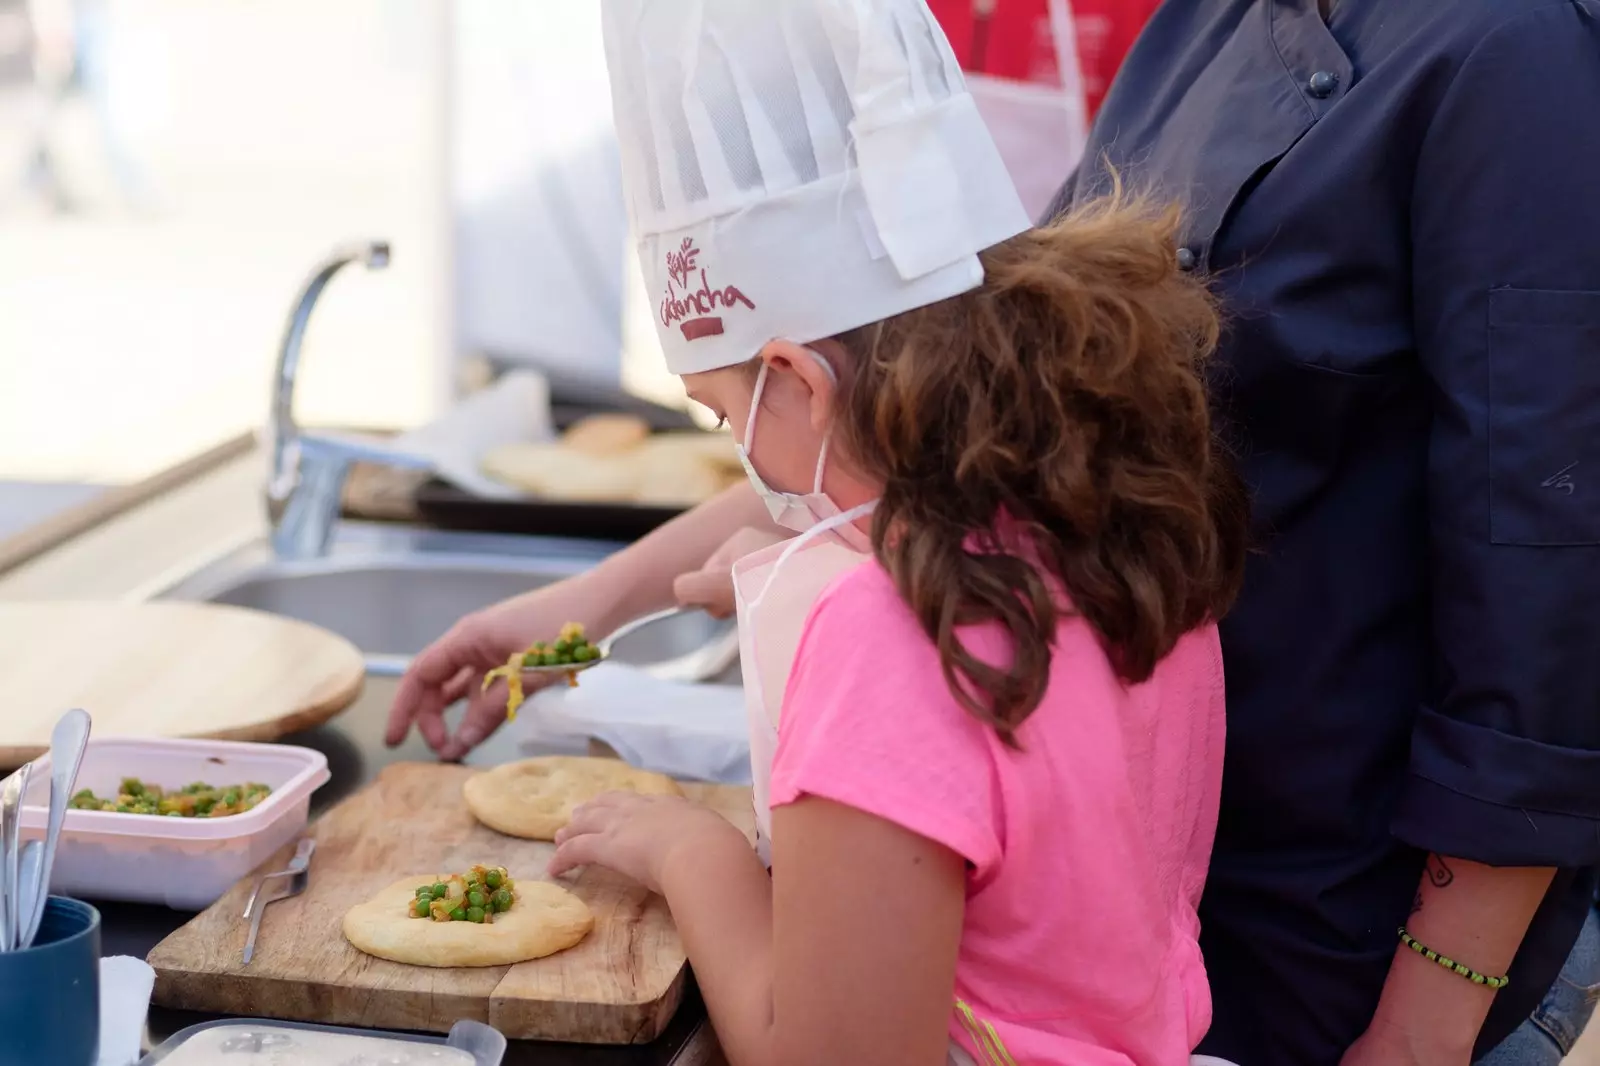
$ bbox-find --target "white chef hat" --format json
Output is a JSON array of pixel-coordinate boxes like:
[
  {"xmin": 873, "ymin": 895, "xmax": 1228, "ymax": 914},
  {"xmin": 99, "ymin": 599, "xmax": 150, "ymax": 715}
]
[{"xmin": 602, "ymin": 0, "xmax": 1031, "ymax": 376}]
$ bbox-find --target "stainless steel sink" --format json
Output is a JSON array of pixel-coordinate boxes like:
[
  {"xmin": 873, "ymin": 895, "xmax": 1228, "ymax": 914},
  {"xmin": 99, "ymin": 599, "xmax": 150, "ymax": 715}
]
[{"xmin": 158, "ymin": 523, "xmax": 738, "ymax": 679}]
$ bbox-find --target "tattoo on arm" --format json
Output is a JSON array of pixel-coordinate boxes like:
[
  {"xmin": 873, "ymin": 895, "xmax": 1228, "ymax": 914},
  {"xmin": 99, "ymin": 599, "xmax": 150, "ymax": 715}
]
[{"xmin": 1424, "ymin": 855, "xmax": 1455, "ymax": 889}]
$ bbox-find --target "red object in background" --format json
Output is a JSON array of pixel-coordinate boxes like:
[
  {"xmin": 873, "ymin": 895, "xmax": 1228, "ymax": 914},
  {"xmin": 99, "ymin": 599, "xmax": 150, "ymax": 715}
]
[{"xmin": 927, "ymin": 0, "xmax": 1160, "ymax": 120}]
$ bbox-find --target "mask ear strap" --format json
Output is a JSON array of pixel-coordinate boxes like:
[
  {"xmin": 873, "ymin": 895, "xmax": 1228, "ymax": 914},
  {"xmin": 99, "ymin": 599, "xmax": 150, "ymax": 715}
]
[
  {"xmin": 744, "ymin": 499, "xmax": 878, "ymax": 610},
  {"xmin": 804, "ymin": 347, "xmax": 838, "ymax": 493},
  {"xmin": 745, "ymin": 361, "xmax": 771, "ymax": 451},
  {"xmin": 812, "ymin": 425, "xmax": 833, "ymax": 493}
]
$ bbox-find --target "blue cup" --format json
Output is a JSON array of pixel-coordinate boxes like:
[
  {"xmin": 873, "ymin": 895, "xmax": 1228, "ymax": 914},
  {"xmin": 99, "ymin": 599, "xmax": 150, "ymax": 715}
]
[{"xmin": 0, "ymin": 896, "xmax": 101, "ymax": 1066}]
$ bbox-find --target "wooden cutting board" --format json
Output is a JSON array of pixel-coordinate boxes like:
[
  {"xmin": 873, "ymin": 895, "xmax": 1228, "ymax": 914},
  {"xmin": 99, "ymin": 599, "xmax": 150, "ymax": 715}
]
[
  {"xmin": 0, "ymin": 601, "xmax": 365, "ymax": 765},
  {"xmin": 148, "ymin": 762, "xmax": 756, "ymax": 1044}
]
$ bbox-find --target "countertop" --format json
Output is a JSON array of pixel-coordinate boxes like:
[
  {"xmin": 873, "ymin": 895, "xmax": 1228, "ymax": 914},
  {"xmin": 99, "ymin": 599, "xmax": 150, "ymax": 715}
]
[
  {"xmin": 0, "ymin": 442, "xmax": 724, "ymax": 1066},
  {"xmin": 0, "ymin": 481, "xmax": 109, "ymax": 542}
]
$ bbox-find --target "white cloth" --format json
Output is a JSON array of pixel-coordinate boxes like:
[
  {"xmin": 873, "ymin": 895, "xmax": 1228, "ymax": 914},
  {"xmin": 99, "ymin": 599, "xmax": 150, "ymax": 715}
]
[
  {"xmin": 525, "ymin": 664, "xmax": 750, "ymax": 784},
  {"xmin": 601, "ymin": 0, "xmax": 1030, "ymax": 375},
  {"xmin": 98, "ymin": 955, "xmax": 154, "ymax": 1066}
]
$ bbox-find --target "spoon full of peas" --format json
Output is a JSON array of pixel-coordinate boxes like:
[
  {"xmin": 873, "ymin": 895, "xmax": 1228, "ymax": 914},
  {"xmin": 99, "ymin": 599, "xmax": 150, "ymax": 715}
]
[{"xmin": 482, "ymin": 607, "xmax": 702, "ymax": 721}]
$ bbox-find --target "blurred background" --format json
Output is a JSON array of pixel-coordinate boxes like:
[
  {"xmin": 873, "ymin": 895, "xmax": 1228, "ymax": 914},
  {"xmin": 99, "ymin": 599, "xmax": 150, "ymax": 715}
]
[{"xmin": 0, "ymin": 0, "xmax": 673, "ymax": 494}]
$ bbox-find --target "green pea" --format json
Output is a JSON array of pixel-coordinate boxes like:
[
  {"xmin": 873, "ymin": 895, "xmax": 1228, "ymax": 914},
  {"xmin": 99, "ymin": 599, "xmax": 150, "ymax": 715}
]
[
  {"xmin": 485, "ymin": 870, "xmax": 503, "ymax": 890},
  {"xmin": 416, "ymin": 885, "xmax": 434, "ymax": 900},
  {"xmin": 522, "ymin": 652, "xmax": 542, "ymax": 668},
  {"xmin": 491, "ymin": 889, "xmax": 513, "ymax": 913},
  {"xmin": 541, "ymin": 652, "xmax": 561, "ymax": 666},
  {"xmin": 554, "ymin": 640, "xmax": 572, "ymax": 656},
  {"xmin": 467, "ymin": 890, "xmax": 487, "ymax": 909},
  {"xmin": 575, "ymin": 646, "xmax": 598, "ymax": 663},
  {"xmin": 166, "ymin": 811, "xmax": 184, "ymax": 818},
  {"xmin": 466, "ymin": 906, "xmax": 486, "ymax": 924},
  {"xmin": 413, "ymin": 899, "xmax": 431, "ymax": 918},
  {"xmin": 430, "ymin": 883, "xmax": 448, "ymax": 900},
  {"xmin": 449, "ymin": 906, "xmax": 466, "ymax": 922}
]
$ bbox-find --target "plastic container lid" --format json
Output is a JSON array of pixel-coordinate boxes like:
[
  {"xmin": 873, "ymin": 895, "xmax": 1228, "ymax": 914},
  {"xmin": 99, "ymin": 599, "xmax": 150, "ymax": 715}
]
[{"xmin": 139, "ymin": 1018, "xmax": 507, "ymax": 1065}]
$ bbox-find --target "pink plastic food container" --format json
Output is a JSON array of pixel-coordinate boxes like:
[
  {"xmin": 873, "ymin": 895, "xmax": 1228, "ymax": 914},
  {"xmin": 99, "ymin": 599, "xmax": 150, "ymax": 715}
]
[{"xmin": 19, "ymin": 737, "xmax": 330, "ymax": 910}]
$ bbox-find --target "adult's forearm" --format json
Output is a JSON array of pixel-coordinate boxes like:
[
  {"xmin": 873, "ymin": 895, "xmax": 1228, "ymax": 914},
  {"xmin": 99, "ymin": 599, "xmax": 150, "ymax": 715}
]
[
  {"xmin": 1368, "ymin": 857, "xmax": 1555, "ymax": 1058},
  {"xmin": 589, "ymin": 480, "xmax": 772, "ymax": 629}
]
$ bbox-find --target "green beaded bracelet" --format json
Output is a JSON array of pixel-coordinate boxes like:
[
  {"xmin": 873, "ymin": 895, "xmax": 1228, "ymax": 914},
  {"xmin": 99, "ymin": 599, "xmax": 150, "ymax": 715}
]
[{"xmin": 1398, "ymin": 927, "xmax": 1510, "ymax": 990}]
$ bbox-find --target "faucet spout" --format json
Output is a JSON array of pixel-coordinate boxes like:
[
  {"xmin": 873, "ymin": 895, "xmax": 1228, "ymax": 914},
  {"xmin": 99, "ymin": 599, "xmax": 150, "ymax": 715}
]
[
  {"xmin": 264, "ymin": 241, "xmax": 431, "ymax": 561},
  {"xmin": 266, "ymin": 241, "xmax": 392, "ymax": 519}
]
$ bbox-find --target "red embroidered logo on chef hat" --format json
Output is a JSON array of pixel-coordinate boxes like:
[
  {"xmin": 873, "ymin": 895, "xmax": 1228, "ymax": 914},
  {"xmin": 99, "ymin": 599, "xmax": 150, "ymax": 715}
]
[{"xmin": 660, "ymin": 238, "xmax": 756, "ymax": 342}]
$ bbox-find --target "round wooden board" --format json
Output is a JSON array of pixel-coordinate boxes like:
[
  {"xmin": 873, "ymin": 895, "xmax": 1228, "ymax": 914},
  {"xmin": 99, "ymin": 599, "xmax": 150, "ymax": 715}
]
[{"xmin": 0, "ymin": 601, "xmax": 365, "ymax": 765}]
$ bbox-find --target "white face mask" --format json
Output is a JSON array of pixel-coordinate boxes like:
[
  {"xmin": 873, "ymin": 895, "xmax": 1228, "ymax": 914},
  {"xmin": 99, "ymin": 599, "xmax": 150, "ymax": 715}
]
[{"xmin": 736, "ymin": 354, "xmax": 875, "ymax": 553}]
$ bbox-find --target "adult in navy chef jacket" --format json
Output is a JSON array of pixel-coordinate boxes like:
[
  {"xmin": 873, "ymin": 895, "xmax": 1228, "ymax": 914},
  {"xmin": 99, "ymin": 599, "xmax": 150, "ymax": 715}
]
[{"xmin": 1049, "ymin": 0, "xmax": 1600, "ymax": 1063}]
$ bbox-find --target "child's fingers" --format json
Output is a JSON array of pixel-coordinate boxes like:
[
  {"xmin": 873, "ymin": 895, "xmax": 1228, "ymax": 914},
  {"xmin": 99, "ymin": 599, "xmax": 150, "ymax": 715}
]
[{"xmin": 548, "ymin": 832, "xmax": 601, "ymax": 877}]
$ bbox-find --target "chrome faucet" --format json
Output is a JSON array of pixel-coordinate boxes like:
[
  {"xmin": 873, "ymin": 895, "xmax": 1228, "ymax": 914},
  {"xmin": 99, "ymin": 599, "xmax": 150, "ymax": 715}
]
[{"xmin": 266, "ymin": 241, "xmax": 432, "ymax": 560}]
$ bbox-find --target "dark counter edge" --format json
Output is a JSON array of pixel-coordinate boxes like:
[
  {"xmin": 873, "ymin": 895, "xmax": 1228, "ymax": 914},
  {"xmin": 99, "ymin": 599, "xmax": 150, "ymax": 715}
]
[{"xmin": 0, "ymin": 431, "xmax": 259, "ymax": 578}]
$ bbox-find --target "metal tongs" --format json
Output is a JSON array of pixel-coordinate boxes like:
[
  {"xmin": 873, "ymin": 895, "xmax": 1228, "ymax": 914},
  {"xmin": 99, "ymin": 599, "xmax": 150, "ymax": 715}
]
[{"xmin": 242, "ymin": 837, "xmax": 315, "ymax": 965}]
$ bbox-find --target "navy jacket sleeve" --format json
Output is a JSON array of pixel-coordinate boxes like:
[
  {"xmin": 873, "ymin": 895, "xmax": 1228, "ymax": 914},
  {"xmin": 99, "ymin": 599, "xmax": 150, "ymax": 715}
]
[{"xmin": 1396, "ymin": 0, "xmax": 1600, "ymax": 866}]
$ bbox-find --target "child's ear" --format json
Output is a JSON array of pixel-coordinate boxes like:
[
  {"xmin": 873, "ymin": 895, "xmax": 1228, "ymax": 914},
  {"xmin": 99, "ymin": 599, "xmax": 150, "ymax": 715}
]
[{"xmin": 759, "ymin": 339, "xmax": 838, "ymax": 432}]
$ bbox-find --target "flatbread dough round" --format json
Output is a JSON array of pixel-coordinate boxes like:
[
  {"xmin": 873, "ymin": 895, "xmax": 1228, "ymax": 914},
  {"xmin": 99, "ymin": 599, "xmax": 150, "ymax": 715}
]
[
  {"xmin": 561, "ymin": 413, "xmax": 652, "ymax": 457},
  {"xmin": 628, "ymin": 448, "xmax": 725, "ymax": 507},
  {"xmin": 342, "ymin": 874, "xmax": 592, "ymax": 968},
  {"xmin": 480, "ymin": 443, "xmax": 639, "ymax": 501},
  {"xmin": 635, "ymin": 431, "xmax": 742, "ymax": 475},
  {"xmin": 464, "ymin": 756, "xmax": 683, "ymax": 841}
]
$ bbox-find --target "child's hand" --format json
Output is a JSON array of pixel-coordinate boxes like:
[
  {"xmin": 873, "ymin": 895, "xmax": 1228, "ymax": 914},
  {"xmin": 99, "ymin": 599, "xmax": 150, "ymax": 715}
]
[
  {"xmin": 549, "ymin": 791, "xmax": 747, "ymax": 893},
  {"xmin": 672, "ymin": 525, "xmax": 792, "ymax": 618}
]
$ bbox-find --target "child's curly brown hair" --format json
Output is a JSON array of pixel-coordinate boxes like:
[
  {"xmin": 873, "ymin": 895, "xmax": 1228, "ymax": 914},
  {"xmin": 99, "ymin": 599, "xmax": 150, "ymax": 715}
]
[{"xmin": 828, "ymin": 192, "xmax": 1250, "ymax": 742}]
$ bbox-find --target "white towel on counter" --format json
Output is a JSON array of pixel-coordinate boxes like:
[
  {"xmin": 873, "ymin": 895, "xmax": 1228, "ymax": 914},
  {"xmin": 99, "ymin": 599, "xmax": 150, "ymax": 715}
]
[
  {"xmin": 523, "ymin": 664, "xmax": 750, "ymax": 785},
  {"xmin": 100, "ymin": 955, "xmax": 155, "ymax": 1066}
]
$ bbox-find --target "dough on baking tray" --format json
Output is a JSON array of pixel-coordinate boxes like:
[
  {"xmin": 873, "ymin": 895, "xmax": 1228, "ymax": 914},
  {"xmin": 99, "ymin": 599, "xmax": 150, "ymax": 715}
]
[
  {"xmin": 463, "ymin": 756, "xmax": 683, "ymax": 841},
  {"xmin": 560, "ymin": 413, "xmax": 652, "ymax": 457},
  {"xmin": 342, "ymin": 874, "xmax": 592, "ymax": 968},
  {"xmin": 479, "ymin": 443, "xmax": 639, "ymax": 501}
]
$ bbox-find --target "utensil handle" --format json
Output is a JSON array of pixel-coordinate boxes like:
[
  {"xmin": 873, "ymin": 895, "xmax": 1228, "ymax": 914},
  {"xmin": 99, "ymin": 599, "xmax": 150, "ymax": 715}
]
[
  {"xmin": 286, "ymin": 837, "xmax": 317, "ymax": 873},
  {"xmin": 599, "ymin": 606, "xmax": 693, "ymax": 654},
  {"xmin": 242, "ymin": 890, "xmax": 268, "ymax": 965}
]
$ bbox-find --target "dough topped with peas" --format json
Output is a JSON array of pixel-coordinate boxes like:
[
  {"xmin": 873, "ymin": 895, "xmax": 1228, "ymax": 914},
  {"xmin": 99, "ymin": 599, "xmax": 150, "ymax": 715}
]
[{"xmin": 342, "ymin": 866, "xmax": 592, "ymax": 968}]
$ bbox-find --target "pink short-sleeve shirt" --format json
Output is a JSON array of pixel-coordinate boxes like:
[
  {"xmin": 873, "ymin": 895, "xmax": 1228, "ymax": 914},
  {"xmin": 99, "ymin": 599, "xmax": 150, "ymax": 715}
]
[{"xmin": 770, "ymin": 560, "xmax": 1225, "ymax": 1066}]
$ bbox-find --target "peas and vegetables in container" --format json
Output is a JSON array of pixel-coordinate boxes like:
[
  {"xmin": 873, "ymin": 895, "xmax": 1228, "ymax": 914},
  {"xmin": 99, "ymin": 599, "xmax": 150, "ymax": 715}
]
[{"xmin": 69, "ymin": 777, "xmax": 272, "ymax": 818}]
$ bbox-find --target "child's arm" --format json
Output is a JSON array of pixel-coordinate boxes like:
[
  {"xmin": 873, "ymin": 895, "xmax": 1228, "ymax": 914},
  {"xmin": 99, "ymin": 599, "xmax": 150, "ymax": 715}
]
[{"xmin": 550, "ymin": 792, "xmax": 965, "ymax": 1066}]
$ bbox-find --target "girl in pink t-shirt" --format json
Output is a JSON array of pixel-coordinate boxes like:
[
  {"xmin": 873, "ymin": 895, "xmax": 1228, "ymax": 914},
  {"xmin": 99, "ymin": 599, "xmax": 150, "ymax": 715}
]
[
  {"xmin": 550, "ymin": 4, "xmax": 1248, "ymax": 1062},
  {"xmin": 550, "ymin": 200, "xmax": 1248, "ymax": 1066}
]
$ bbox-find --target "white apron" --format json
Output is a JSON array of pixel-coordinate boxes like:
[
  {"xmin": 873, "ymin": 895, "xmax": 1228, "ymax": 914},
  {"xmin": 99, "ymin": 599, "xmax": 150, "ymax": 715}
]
[
  {"xmin": 733, "ymin": 532, "xmax": 868, "ymax": 865},
  {"xmin": 966, "ymin": 0, "xmax": 1090, "ymax": 221}
]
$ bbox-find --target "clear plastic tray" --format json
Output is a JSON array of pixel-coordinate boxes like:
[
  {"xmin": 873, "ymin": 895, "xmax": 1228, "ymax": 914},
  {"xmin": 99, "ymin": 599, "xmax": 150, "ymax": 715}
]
[
  {"xmin": 138, "ymin": 1018, "xmax": 507, "ymax": 1065},
  {"xmin": 19, "ymin": 736, "xmax": 329, "ymax": 910}
]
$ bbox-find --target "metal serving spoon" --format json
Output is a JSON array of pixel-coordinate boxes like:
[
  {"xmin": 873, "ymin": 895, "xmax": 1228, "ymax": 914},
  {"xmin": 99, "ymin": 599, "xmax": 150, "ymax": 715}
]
[{"xmin": 508, "ymin": 601, "xmax": 739, "ymax": 675}]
